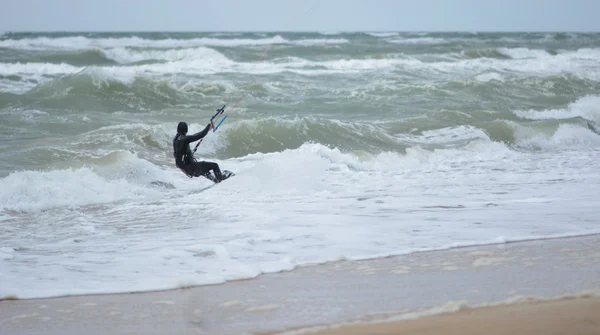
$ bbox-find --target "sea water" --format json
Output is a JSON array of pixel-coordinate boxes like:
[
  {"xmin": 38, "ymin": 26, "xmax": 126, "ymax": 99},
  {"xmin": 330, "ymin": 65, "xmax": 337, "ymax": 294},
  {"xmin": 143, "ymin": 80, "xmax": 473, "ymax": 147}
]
[{"xmin": 1, "ymin": 32, "xmax": 600, "ymax": 298}]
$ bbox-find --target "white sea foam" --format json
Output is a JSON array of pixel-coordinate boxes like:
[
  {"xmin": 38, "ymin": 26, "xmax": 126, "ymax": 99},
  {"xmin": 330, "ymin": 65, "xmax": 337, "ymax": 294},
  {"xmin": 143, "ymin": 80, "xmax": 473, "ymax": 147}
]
[
  {"xmin": 514, "ymin": 95, "xmax": 600, "ymax": 122},
  {"xmin": 366, "ymin": 32, "xmax": 399, "ymax": 37},
  {"xmin": 0, "ymin": 35, "xmax": 348, "ymax": 51},
  {"xmin": 395, "ymin": 125, "xmax": 490, "ymax": 146},
  {"xmin": 0, "ymin": 62, "xmax": 81, "ymax": 76},
  {"xmin": 497, "ymin": 47, "xmax": 552, "ymax": 59},
  {"xmin": 1, "ymin": 47, "xmax": 600, "ymax": 96},
  {"xmin": 0, "ymin": 36, "xmax": 286, "ymax": 50},
  {"xmin": 515, "ymin": 123, "xmax": 600, "ymax": 151},
  {"xmin": 0, "ymin": 62, "xmax": 83, "ymax": 93},
  {"xmin": 208, "ymin": 32, "xmax": 244, "ymax": 37},
  {"xmin": 1, "ymin": 139, "xmax": 599, "ymax": 298},
  {"xmin": 387, "ymin": 37, "xmax": 449, "ymax": 44},
  {"xmin": 292, "ymin": 38, "xmax": 348, "ymax": 45},
  {"xmin": 101, "ymin": 46, "xmax": 227, "ymax": 64},
  {"xmin": 0, "ymin": 247, "xmax": 14, "ymax": 260},
  {"xmin": 429, "ymin": 48, "xmax": 600, "ymax": 78},
  {"xmin": 0, "ymin": 151, "xmax": 170, "ymax": 212},
  {"xmin": 0, "ymin": 79, "xmax": 37, "ymax": 94}
]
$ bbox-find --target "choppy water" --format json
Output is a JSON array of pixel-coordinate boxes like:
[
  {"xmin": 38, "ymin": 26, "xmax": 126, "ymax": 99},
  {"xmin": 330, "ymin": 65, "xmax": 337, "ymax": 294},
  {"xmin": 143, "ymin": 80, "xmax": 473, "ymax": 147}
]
[{"xmin": 1, "ymin": 32, "xmax": 600, "ymax": 299}]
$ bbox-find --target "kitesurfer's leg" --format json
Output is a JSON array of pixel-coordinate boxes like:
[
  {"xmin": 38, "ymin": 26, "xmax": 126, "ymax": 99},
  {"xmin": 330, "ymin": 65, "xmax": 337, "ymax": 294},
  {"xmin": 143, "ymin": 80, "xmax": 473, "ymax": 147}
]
[{"xmin": 197, "ymin": 161, "xmax": 223, "ymax": 182}]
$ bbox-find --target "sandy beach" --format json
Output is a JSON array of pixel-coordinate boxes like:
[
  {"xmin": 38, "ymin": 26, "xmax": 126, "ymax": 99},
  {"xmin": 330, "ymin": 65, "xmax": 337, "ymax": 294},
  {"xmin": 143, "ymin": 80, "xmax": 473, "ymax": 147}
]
[
  {"xmin": 279, "ymin": 295, "xmax": 600, "ymax": 335},
  {"xmin": 2, "ymin": 234, "xmax": 600, "ymax": 335}
]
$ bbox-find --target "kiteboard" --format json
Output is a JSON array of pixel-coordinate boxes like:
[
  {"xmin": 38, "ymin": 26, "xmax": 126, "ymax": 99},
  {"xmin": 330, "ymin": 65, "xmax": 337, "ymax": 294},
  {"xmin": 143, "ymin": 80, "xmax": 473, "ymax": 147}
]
[{"xmin": 203, "ymin": 170, "xmax": 235, "ymax": 183}]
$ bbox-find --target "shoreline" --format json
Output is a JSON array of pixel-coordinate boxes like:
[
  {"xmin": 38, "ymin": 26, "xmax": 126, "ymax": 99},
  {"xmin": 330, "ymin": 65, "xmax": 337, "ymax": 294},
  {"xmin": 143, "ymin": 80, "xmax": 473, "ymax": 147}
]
[
  {"xmin": 1, "ymin": 234, "xmax": 599, "ymax": 334},
  {"xmin": 272, "ymin": 293, "xmax": 600, "ymax": 335},
  {"xmin": 4, "ymin": 231, "xmax": 600, "ymax": 302}
]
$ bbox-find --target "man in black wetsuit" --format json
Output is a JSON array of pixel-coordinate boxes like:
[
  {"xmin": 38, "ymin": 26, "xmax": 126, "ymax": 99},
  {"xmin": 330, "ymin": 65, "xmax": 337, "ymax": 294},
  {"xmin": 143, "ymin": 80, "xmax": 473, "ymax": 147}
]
[{"xmin": 173, "ymin": 121, "xmax": 224, "ymax": 183}]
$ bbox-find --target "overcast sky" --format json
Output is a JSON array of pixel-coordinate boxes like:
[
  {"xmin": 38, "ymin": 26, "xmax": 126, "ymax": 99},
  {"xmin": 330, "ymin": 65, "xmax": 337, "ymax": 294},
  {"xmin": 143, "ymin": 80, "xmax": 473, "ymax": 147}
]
[{"xmin": 1, "ymin": 0, "xmax": 598, "ymax": 32}]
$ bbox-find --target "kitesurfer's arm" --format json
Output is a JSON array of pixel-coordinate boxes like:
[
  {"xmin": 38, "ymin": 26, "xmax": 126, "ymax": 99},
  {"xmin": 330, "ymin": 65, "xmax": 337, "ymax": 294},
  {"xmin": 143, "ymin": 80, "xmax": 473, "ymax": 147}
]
[{"xmin": 183, "ymin": 123, "xmax": 212, "ymax": 143}]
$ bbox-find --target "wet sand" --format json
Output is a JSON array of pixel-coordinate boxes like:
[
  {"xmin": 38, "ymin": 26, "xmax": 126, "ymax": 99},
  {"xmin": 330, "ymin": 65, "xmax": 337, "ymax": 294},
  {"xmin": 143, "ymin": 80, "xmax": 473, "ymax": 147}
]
[
  {"xmin": 1, "ymin": 235, "xmax": 599, "ymax": 335},
  {"xmin": 278, "ymin": 295, "xmax": 600, "ymax": 335}
]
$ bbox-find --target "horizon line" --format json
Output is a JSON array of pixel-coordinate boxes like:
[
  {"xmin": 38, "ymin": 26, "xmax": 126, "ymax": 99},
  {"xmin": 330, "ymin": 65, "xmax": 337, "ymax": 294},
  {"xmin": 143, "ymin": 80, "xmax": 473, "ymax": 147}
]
[{"xmin": 2, "ymin": 29, "xmax": 599, "ymax": 34}]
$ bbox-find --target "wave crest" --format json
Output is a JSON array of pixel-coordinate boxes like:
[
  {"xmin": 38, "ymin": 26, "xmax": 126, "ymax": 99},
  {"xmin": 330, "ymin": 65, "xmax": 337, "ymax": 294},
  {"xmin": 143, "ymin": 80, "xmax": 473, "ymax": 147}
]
[{"xmin": 0, "ymin": 151, "xmax": 171, "ymax": 212}]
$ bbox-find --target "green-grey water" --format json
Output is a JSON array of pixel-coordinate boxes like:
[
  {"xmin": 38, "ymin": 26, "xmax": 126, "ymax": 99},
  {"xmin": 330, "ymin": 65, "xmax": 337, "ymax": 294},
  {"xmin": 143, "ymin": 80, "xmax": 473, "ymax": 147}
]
[
  {"xmin": 1, "ymin": 32, "xmax": 599, "ymax": 299},
  {"xmin": 2, "ymin": 32, "xmax": 600, "ymax": 174}
]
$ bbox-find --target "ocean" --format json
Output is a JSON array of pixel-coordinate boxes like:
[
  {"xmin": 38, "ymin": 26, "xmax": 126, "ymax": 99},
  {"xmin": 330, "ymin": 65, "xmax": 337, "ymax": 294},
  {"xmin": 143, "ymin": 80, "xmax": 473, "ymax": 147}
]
[{"xmin": 1, "ymin": 31, "xmax": 599, "ymax": 299}]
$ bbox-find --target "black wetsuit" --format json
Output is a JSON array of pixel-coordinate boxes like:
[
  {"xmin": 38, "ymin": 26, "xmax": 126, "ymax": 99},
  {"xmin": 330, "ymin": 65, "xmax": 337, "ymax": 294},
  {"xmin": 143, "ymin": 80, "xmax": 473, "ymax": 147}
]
[{"xmin": 173, "ymin": 124, "xmax": 223, "ymax": 181}]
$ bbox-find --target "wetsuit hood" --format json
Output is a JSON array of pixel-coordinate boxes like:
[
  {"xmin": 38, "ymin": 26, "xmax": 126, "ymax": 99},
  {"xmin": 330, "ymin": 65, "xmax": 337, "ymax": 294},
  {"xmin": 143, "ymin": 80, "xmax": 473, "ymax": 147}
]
[{"xmin": 177, "ymin": 122, "xmax": 188, "ymax": 134}]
